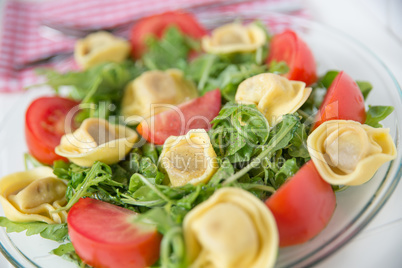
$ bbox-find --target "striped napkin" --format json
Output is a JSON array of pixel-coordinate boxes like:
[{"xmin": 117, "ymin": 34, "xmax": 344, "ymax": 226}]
[{"xmin": 0, "ymin": 0, "xmax": 308, "ymax": 92}]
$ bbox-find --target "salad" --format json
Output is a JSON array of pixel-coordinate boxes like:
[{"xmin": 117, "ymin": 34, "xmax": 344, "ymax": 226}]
[{"xmin": 0, "ymin": 10, "xmax": 398, "ymax": 268}]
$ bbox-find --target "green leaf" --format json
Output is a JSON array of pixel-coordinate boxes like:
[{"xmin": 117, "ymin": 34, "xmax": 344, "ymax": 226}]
[
  {"xmin": 210, "ymin": 103, "xmax": 269, "ymax": 163},
  {"xmin": 223, "ymin": 114, "xmax": 299, "ymax": 185},
  {"xmin": 268, "ymin": 60, "xmax": 289, "ymax": 75},
  {"xmin": 140, "ymin": 157, "xmax": 159, "ymax": 178},
  {"xmin": 274, "ymin": 158, "xmax": 299, "ymax": 188},
  {"xmin": 142, "ymin": 26, "xmax": 199, "ymax": 71},
  {"xmin": 356, "ymin": 81, "xmax": 373, "ymax": 100},
  {"xmin": 208, "ymin": 159, "xmax": 235, "ymax": 186},
  {"xmin": 51, "ymin": 243, "xmax": 75, "ymax": 256},
  {"xmin": 365, "ymin": 105, "xmax": 394, "ymax": 128},
  {"xmin": 51, "ymin": 243, "xmax": 90, "ymax": 267},
  {"xmin": 55, "ymin": 161, "xmax": 123, "ymax": 212},
  {"xmin": 135, "ymin": 207, "xmax": 177, "ymax": 234},
  {"xmin": 142, "ymin": 143, "xmax": 159, "ymax": 164},
  {"xmin": 267, "ymin": 114, "xmax": 300, "ymax": 152},
  {"xmin": 0, "ymin": 217, "xmax": 68, "ymax": 242},
  {"xmin": 319, "ymin": 70, "xmax": 339, "ymax": 88},
  {"xmin": 23, "ymin": 153, "xmax": 44, "ymax": 170},
  {"xmin": 287, "ymin": 122, "xmax": 310, "ymax": 159}
]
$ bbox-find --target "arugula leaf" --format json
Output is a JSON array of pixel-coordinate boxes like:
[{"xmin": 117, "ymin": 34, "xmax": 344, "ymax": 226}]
[
  {"xmin": 287, "ymin": 121, "xmax": 310, "ymax": 159},
  {"xmin": 319, "ymin": 70, "xmax": 339, "ymax": 89},
  {"xmin": 268, "ymin": 60, "xmax": 289, "ymax": 75},
  {"xmin": 24, "ymin": 153, "xmax": 44, "ymax": 170},
  {"xmin": 208, "ymin": 159, "xmax": 235, "ymax": 186},
  {"xmin": 52, "ymin": 243, "xmax": 91, "ymax": 267},
  {"xmin": 365, "ymin": 105, "xmax": 394, "ymax": 128},
  {"xmin": 210, "ymin": 103, "xmax": 269, "ymax": 163},
  {"xmin": 142, "ymin": 26, "xmax": 199, "ymax": 71},
  {"xmin": 36, "ymin": 61, "xmax": 145, "ymax": 121},
  {"xmin": 267, "ymin": 114, "xmax": 300, "ymax": 152},
  {"xmin": 186, "ymin": 44, "xmax": 268, "ymax": 101},
  {"xmin": 0, "ymin": 217, "xmax": 68, "ymax": 242},
  {"xmin": 55, "ymin": 161, "xmax": 123, "ymax": 212},
  {"xmin": 223, "ymin": 114, "xmax": 300, "ymax": 186},
  {"xmin": 356, "ymin": 81, "xmax": 373, "ymax": 100},
  {"xmin": 273, "ymin": 158, "xmax": 299, "ymax": 188},
  {"xmin": 142, "ymin": 143, "xmax": 159, "ymax": 164}
]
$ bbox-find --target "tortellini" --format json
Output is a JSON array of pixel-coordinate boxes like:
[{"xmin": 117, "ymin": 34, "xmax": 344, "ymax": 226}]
[
  {"xmin": 74, "ymin": 31, "xmax": 131, "ymax": 69},
  {"xmin": 121, "ymin": 69, "xmax": 198, "ymax": 124},
  {"xmin": 0, "ymin": 167, "xmax": 67, "ymax": 224},
  {"xmin": 307, "ymin": 120, "xmax": 397, "ymax": 185},
  {"xmin": 235, "ymin": 73, "xmax": 311, "ymax": 126},
  {"xmin": 55, "ymin": 118, "xmax": 138, "ymax": 167},
  {"xmin": 159, "ymin": 129, "xmax": 218, "ymax": 187},
  {"xmin": 202, "ymin": 23, "xmax": 266, "ymax": 54},
  {"xmin": 183, "ymin": 187, "xmax": 278, "ymax": 268}
]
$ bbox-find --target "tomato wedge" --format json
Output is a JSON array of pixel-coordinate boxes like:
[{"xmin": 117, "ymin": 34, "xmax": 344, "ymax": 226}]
[
  {"xmin": 267, "ymin": 29, "xmax": 317, "ymax": 86},
  {"xmin": 137, "ymin": 89, "xmax": 221, "ymax": 145},
  {"xmin": 25, "ymin": 96, "xmax": 79, "ymax": 165},
  {"xmin": 313, "ymin": 71, "xmax": 366, "ymax": 129},
  {"xmin": 68, "ymin": 198, "xmax": 162, "ymax": 268},
  {"xmin": 265, "ymin": 161, "xmax": 336, "ymax": 247},
  {"xmin": 130, "ymin": 11, "xmax": 207, "ymax": 59}
]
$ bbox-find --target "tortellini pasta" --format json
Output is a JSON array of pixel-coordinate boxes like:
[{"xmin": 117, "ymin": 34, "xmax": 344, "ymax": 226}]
[
  {"xmin": 202, "ymin": 23, "xmax": 266, "ymax": 54},
  {"xmin": 121, "ymin": 69, "xmax": 198, "ymax": 124},
  {"xmin": 0, "ymin": 167, "xmax": 67, "ymax": 224},
  {"xmin": 74, "ymin": 31, "xmax": 131, "ymax": 69},
  {"xmin": 235, "ymin": 73, "xmax": 311, "ymax": 126},
  {"xmin": 307, "ymin": 120, "xmax": 397, "ymax": 185},
  {"xmin": 55, "ymin": 118, "xmax": 138, "ymax": 167},
  {"xmin": 183, "ymin": 187, "xmax": 278, "ymax": 268},
  {"xmin": 159, "ymin": 129, "xmax": 218, "ymax": 187}
]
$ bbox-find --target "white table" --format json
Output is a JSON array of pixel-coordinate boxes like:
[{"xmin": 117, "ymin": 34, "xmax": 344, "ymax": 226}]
[{"xmin": 0, "ymin": 0, "xmax": 401, "ymax": 267}]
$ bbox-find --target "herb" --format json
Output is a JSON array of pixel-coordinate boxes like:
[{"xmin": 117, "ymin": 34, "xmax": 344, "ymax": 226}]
[
  {"xmin": 356, "ymin": 81, "xmax": 373, "ymax": 100},
  {"xmin": 272, "ymin": 158, "xmax": 299, "ymax": 188},
  {"xmin": 365, "ymin": 105, "xmax": 394, "ymax": 128},
  {"xmin": 54, "ymin": 161, "xmax": 124, "ymax": 212},
  {"xmin": 268, "ymin": 60, "xmax": 289, "ymax": 74},
  {"xmin": 222, "ymin": 114, "xmax": 300, "ymax": 186},
  {"xmin": 319, "ymin": 70, "xmax": 339, "ymax": 89},
  {"xmin": 187, "ymin": 55, "xmax": 269, "ymax": 101},
  {"xmin": 142, "ymin": 26, "xmax": 200, "ymax": 71},
  {"xmin": 24, "ymin": 153, "xmax": 44, "ymax": 170},
  {"xmin": 0, "ymin": 217, "xmax": 68, "ymax": 242},
  {"xmin": 209, "ymin": 102, "xmax": 269, "ymax": 163},
  {"xmin": 52, "ymin": 243, "xmax": 91, "ymax": 267},
  {"xmin": 35, "ymin": 61, "xmax": 145, "ymax": 121}
]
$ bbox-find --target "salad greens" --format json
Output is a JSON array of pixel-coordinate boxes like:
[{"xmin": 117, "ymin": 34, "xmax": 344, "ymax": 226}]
[
  {"xmin": 365, "ymin": 105, "xmax": 395, "ymax": 128},
  {"xmin": 6, "ymin": 20, "xmax": 394, "ymax": 268},
  {"xmin": 0, "ymin": 217, "xmax": 68, "ymax": 243}
]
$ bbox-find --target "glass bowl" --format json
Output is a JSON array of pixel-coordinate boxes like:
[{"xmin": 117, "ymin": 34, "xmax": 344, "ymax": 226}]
[{"xmin": 0, "ymin": 11, "xmax": 401, "ymax": 268}]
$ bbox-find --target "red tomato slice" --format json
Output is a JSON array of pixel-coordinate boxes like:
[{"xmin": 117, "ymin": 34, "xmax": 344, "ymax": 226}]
[
  {"xmin": 68, "ymin": 198, "xmax": 162, "ymax": 268},
  {"xmin": 265, "ymin": 161, "xmax": 336, "ymax": 247},
  {"xmin": 25, "ymin": 96, "xmax": 79, "ymax": 165},
  {"xmin": 130, "ymin": 11, "xmax": 207, "ymax": 59},
  {"xmin": 267, "ymin": 29, "xmax": 317, "ymax": 86},
  {"xmin": 137, "ymin": 89, "xmax": 221, "ymax": 145},
  {"xmin": 313, "ymin": 71, "xmax": 366, "ymax": 129}
]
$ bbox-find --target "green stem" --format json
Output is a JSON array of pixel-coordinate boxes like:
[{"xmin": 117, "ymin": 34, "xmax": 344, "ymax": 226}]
[
  {"xmin": 240, "ymin": 183, "xmax": 276, "ymax": 194},
  {"xmin": 161, "ymin": 227, "xmax": 185, "ymax": 268}
]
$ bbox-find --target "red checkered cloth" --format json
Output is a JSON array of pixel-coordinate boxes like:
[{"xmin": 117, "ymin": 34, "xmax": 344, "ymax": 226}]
[{"xmin": 0, "ymin": 0, "xmax": 308, "ymax": 92}]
